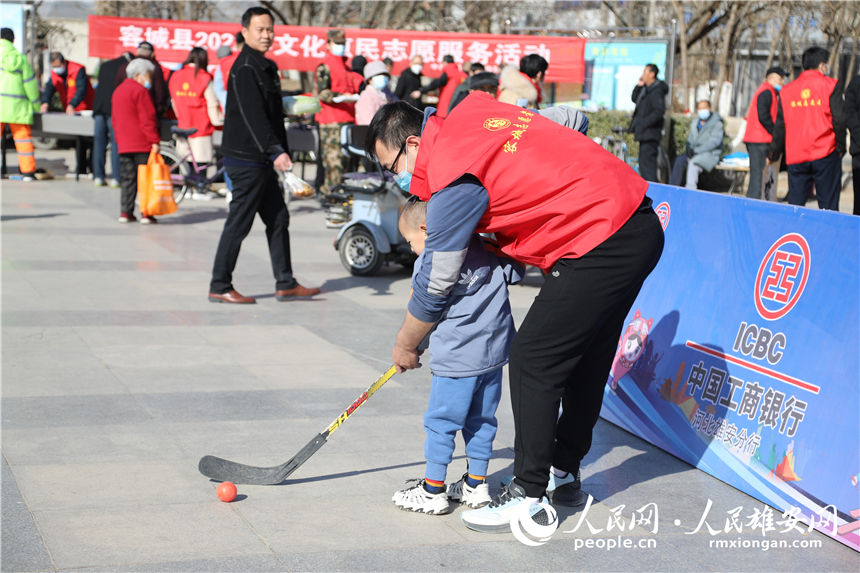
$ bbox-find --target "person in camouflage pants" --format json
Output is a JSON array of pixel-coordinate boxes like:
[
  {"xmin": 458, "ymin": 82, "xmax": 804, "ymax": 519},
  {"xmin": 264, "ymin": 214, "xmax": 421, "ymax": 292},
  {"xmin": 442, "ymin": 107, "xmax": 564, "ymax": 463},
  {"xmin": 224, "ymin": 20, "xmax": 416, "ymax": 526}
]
[
  {"xmin": 315, "ymin": 29, "xmax": 359, "ymax": 194},
  {"xmin": 318, "ymin": 121, "xmax": 346, "ymax": 192}
]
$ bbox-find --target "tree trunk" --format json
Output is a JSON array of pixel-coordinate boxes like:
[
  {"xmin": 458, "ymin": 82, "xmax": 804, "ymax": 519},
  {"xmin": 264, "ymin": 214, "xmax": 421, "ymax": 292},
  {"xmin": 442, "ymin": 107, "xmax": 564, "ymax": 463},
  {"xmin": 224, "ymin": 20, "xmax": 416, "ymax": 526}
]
[
  {"xmin": 671, "ymin": 0, "xmax": 689, "ymax": 112},
  {"xmin": 714, "ymin": 1, "xmax": 740, "ymax": 98},
  {"xmin": 765, "ymin": 3, "xmax": 790, "ymax": 71}
]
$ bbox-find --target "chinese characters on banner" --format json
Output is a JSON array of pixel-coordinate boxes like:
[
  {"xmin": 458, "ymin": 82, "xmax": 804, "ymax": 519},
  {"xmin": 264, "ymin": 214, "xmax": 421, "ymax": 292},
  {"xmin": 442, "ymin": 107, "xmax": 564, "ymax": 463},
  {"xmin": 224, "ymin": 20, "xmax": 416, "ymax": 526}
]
[{"xmin": 88, "ymin": 15, "xmax": 585, "ymax": 83}]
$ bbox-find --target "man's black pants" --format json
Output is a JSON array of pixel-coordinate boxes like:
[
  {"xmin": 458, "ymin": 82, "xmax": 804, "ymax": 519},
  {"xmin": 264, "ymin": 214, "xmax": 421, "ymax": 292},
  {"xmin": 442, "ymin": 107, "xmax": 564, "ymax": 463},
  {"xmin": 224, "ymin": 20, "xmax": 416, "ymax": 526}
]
[
  {"xmin": 509, "ymin": 197, "xmax": 665, "ymax": 498},
  {"xmin": 787, "ymin": 151, "xmax": 842, "ymax": 210},
  {"xmin": 745, "ymin": 142, "xmax": 770, "ymax": 199},
  {"xmin": 210, "ymin": 165, "xmax": 297, "ymax": 294},
  {"xmin": 638, "ymin": 140, "xmax": 659, "ymax": 182},
  {"xmin": 853, "ymin": 155, "xmax": 859, "ymax": 216}
]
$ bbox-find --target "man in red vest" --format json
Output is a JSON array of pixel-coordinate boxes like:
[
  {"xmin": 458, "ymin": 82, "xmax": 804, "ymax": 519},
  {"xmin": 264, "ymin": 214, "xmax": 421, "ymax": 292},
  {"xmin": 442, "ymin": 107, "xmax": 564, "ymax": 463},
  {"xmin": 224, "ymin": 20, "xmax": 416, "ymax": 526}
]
[
  {"xmin": 743, "ymin": 66, "xmax": 786, "ymax": 199},
  {"xmin": 416, "ymin": 54, "xmax": 466, "ymax": 118},
  {"xmin": 41, "ymin": 51, "xmax": 95, "ymax": 177},
  {"xmin": 366, "ymin": 95, "xmax": 664, "ymax": 532},
  {"xmin": 40, "ymin": 52, "xmax": 93, "ymax": 114},
  {"xmin": 769, "ymin": 46, "xmax": 846, "ymax": 210},
  {"xmin": 315, "ymin": 28, "xmax": 358, "ymax": 193}
]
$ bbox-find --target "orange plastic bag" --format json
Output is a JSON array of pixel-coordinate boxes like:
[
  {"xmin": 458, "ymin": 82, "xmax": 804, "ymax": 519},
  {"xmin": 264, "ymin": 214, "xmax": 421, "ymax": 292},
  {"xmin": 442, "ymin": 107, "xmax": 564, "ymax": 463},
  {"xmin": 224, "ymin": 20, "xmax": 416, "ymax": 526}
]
[{"xmin": 138, "ymin": 149, "xmax": 177, "ymax": 216}]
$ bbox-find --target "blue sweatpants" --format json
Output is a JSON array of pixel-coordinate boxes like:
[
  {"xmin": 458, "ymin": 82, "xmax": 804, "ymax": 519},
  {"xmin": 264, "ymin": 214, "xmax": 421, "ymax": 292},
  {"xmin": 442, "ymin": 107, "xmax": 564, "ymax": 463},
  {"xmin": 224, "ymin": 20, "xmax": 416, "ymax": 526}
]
[{"xmin": 423, "ymin": 368, "xmax": 503, "ymax": 483}]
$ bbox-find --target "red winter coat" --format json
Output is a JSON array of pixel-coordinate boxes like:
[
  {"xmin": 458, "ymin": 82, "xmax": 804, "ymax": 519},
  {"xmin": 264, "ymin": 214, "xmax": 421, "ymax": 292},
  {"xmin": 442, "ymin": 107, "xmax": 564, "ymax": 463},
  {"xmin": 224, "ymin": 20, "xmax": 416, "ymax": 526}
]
[
  {"xmin": 410, "ymin": 92, "xmax": 648, "ymax": 270},
  {"xmin": 111, "ymin": 78, "xmax": 160, "ymax": 154}
]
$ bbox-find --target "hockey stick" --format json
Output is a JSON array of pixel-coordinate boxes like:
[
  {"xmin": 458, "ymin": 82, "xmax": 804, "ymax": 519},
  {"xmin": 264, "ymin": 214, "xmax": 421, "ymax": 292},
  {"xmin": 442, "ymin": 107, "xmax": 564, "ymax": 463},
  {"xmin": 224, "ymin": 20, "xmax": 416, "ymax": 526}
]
[{"xmin": 198, "ymin": 365, "xmax": 397, "ymax": 485}]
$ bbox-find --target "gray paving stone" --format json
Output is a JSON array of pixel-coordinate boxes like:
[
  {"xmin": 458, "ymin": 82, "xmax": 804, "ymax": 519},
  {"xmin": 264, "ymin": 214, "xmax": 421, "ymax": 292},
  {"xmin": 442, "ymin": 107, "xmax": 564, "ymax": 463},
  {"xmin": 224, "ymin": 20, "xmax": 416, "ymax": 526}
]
[
  {"xmin": 2, "ymin": 170, "xmax": 857, "ymax": 572},
  {"xmin": 1, "ymin": 456, "xmax": 54, "ymax": 572}
]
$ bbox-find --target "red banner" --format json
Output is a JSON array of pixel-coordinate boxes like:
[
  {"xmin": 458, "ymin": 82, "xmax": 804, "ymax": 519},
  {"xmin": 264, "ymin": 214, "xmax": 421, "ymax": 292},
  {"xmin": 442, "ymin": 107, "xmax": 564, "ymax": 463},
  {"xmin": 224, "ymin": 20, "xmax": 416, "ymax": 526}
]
[{"xmin": 88, "ymin": 16, "xmax": 585, "ymax": 83}]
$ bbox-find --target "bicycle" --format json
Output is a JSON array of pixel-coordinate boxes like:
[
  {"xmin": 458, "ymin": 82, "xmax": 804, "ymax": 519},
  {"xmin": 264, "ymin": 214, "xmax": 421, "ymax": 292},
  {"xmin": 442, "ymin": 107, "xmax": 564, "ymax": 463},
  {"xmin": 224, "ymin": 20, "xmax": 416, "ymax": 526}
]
[{"xmin": 159, "ymin": 126, "xmax": 225, "ymax": 204}]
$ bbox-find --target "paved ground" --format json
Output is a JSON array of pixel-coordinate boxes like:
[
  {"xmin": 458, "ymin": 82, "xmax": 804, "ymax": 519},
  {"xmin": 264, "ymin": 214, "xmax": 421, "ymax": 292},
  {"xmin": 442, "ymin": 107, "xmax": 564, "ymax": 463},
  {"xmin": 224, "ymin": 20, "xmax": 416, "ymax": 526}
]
[{"xmin": 2, "ymin": 153, "xmax": 858, "ymax": 572}]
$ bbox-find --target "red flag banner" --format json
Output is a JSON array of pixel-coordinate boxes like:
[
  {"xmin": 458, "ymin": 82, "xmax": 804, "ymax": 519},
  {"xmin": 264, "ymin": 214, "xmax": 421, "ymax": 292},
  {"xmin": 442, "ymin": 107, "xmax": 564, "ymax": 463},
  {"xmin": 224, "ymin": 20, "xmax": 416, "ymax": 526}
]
[{"xmin": 88, "ymin": 15, "xmax": 585, "ymax": 83}]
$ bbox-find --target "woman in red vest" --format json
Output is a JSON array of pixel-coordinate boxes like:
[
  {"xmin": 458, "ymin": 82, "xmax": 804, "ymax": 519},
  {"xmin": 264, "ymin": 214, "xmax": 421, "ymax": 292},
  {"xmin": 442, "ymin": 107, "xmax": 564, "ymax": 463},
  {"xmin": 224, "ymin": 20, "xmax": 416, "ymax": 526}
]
[{"xmin": 168, "ymin": 47, "xmax": 223, "ymax": 190}]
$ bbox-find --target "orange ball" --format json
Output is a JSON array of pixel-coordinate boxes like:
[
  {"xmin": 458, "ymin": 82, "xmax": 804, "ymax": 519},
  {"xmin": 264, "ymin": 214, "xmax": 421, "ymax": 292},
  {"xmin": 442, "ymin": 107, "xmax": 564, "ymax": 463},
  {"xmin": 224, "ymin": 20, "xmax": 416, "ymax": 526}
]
[{"xmin": 216, "ymin": 481, "xmax": 237, "ymax": 502}]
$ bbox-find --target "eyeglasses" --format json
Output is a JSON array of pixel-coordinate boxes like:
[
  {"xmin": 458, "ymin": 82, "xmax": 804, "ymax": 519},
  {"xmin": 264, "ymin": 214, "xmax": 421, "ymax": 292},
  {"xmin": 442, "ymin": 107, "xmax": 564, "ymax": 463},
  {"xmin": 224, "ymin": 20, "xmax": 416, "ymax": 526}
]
[{"xmin": 384, "ymin": 141, "xmax": 407, "ymax": 174}]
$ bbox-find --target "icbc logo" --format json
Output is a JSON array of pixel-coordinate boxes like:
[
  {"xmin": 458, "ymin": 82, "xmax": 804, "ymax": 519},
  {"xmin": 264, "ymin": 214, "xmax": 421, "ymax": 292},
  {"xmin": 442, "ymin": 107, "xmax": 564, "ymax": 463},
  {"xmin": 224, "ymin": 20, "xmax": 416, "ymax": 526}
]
[
  {"xmin": 654, "ymin": 202, "xmax": 670, "ymax": 231},
  {"xmin": 754, "ymin": 233, "xmax": 811, "ymax": 321}
]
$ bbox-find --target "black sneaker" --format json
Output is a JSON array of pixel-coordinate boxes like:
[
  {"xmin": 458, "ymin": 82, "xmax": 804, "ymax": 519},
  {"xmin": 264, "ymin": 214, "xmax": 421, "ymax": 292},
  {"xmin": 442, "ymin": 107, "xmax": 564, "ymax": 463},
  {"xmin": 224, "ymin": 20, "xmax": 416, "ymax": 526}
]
[{"xmin": 548, "ymin": 469, "xmax": 586, "ymax": 507}]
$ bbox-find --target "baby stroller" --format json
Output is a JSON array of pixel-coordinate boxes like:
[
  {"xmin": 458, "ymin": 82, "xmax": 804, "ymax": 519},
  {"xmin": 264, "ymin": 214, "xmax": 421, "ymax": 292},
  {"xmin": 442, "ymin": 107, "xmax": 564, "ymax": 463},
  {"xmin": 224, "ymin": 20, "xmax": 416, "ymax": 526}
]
[{"xmin": 328, "ymin": 124, "xmax": 415, "ymax": 275}]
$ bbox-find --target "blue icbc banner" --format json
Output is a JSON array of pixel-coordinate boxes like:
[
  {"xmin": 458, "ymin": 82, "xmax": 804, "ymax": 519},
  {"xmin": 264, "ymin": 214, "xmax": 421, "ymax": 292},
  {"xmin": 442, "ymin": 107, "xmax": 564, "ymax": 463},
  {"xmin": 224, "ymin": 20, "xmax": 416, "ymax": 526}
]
[{"xmin": 601, "ymin": 184, "xmax": 860, "ymax": 551}]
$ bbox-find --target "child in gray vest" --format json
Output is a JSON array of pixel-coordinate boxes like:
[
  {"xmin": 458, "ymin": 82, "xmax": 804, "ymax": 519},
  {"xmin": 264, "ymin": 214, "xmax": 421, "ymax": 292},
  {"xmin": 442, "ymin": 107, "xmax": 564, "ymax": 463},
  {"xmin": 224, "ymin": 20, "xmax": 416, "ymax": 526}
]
[{"xmin": 393, "ymin": 199, "xmax": 522, "ymax": 515}]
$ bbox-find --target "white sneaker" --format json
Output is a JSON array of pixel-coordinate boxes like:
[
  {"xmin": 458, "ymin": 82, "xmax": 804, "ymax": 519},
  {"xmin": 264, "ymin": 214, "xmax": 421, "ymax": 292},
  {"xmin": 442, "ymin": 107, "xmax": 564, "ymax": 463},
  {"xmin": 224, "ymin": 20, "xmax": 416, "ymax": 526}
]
[
  {"xmin": 461, "ymin": 480, "xmax": 549, "ymax": 533},
  {"xmin": 190, "ymin": 190, "xmax": 216, "ymax": 200},
  {"xmin": 21, "ymin": 175, "xmax": 34, "ymax": 182},
  {"xmin": 108, "ymin": 179, "xmax": 120, "ymax": 188},
  {"xmin": 447, "ymin": 474, "xmax": 492, "ymax": 508},
  {"xmin": 392, "ymin": 480, "xmax": 451, "ymax": 515},
  {"xmin": 94, "ymin": 177, "xmax": 106, "ymax": 187}
]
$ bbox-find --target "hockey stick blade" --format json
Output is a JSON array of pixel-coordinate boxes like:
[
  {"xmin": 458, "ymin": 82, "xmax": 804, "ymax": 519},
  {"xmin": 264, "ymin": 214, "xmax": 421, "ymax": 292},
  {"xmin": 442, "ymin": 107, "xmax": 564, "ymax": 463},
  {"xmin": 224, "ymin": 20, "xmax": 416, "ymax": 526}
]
[
  {"xmin": 199, "ymin": 433, "xmax": 328, "ymax": 485},
  {"xmin": 198, "ymin": 365, "xmax": 397, "ymax": 485}
]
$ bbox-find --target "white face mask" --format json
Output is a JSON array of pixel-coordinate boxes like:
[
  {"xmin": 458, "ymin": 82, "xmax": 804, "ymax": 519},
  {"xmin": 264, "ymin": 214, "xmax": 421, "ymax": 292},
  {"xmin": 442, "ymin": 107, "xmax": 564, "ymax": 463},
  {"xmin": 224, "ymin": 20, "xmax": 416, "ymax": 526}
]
[
  {"xmin": 370, "ymin": 75, "xmax": 389, "ymax": 90},
  {"xmin": 410, "ymin": 64, "xmax": 422, "ymax": 75},
  {"xmin": 52, "ymin": 66, "xmax": 66, "ymax": 75},
  {"xmin": 330, "ymin": 43, "xmax": 345, "ymax": 57}
]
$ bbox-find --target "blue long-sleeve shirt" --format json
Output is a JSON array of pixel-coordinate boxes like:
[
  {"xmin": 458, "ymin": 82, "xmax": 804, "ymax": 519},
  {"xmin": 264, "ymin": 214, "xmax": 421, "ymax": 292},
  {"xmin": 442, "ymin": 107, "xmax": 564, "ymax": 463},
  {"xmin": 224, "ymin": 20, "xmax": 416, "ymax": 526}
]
[{"xmin": 413, "ymin": 234, "xmax": 522, "ymax": 377}]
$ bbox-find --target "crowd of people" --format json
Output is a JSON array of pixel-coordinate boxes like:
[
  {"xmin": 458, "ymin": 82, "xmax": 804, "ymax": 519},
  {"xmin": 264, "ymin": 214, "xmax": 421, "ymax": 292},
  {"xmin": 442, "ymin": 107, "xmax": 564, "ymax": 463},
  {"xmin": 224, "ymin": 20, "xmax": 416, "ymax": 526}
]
[{"xmin": 629, "ymin": 49, "xmax": 856, "ymax": 214}]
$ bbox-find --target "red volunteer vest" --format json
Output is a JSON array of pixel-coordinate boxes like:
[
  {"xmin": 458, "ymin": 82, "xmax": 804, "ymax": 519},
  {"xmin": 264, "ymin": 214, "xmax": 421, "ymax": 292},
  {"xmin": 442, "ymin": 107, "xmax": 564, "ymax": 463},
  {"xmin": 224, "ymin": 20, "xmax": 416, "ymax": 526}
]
[
  {"xmin": 218, "ymin": 52, "xmax": 239, "ymax": 90},
  {"xmin": 316, "ymin": 52, "xmax": 356, "ymax": 125},
  {"xmin": 411, "ymin": 92, "xmax": 649, "ymax": 271},
  {"xmin": 168, "ymin": 66, "xmax": 215, "ymax": 138},
  {"xmin": 780, "ymin": 70, "xmax": 838, "ymax": 164},
  {"xmin": 436, "ymin": 62, "xmax": 466, "ymax": 118},
  {"xmin": 50, "ymin": 61, "xmax": 94, "ymax": 111},
  {"xmin": 743, "ymin": 82, "xmax": 778, "ymax": 144}
]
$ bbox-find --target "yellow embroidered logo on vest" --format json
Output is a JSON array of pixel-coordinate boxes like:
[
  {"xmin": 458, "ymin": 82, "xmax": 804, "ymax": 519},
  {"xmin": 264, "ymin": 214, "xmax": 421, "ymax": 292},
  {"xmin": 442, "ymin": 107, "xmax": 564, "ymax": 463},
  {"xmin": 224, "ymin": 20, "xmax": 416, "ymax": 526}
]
[{"xmin": 483, "ymin": 118, "xmax": 511, "ymax": 131}]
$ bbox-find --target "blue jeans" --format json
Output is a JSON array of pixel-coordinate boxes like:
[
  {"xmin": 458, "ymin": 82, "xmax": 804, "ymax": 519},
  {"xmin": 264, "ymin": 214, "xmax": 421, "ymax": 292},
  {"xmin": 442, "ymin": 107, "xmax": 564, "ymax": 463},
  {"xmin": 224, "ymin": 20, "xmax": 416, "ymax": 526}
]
[
  {"xmin": 423, "ymin": 368, "xmax": 503, "ymax": 483},
  {"xmin": 93, "ymin": 114, "xmax": 120, "ymax": 181}
]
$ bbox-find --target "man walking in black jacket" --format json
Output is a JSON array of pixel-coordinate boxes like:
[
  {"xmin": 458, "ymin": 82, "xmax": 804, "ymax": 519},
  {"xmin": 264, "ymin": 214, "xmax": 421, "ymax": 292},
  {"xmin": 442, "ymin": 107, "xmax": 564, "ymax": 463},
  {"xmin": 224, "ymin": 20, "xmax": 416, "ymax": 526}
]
[
  {"xmin": 630, "ymin": 64, "xmax": 668, "ymax": 182},
  {"xmin": 208, "ymin": 6, "xmax": 319, "ymax": 304}
]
